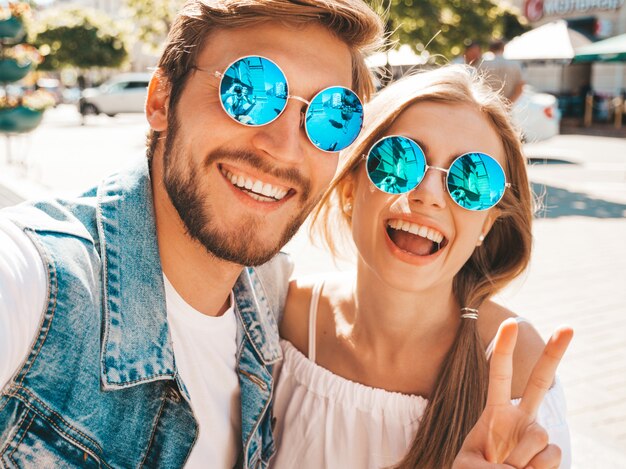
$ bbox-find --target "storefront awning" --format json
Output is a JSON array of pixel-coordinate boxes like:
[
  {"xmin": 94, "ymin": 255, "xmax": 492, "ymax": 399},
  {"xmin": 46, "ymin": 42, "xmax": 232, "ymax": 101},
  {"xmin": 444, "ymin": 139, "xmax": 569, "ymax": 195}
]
[
  {"xmin": 504, "ymin": 20, "xmax": 591, "ymax": 62},
  {"xmin": 573, "ymin": 34, "xmax": 626, "ymax": 63}
]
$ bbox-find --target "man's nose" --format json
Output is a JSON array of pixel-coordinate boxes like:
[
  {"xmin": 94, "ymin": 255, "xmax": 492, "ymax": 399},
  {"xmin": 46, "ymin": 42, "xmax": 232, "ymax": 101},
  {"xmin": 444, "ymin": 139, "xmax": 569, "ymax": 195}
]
[{"xmin": 250, "ymin": 100, "xmax": 308, "ymax": 165}]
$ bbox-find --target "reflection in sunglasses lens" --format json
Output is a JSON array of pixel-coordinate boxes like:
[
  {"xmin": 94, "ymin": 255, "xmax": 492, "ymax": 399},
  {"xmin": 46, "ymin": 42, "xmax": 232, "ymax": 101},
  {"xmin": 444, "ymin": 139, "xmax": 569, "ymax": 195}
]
[
  {"xmin": 305, "ymin": 87, "xmax": 364, "ymax": 152},
  {"xmin": 447, "ymin": 153, "xmax": 506, "ymax": 211},
  {"xmin": 366, "ymin": 136, "xmax": 426, "ymax": 194},
  {"xmin": 220, "ymin": 56, "xmax": 288, "ymax": 126}
]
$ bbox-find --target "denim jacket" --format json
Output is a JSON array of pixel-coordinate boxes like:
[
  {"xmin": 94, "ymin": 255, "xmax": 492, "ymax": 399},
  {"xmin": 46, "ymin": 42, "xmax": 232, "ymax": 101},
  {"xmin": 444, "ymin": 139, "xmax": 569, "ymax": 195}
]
[{"xmin": 0, "ymin": 158, "xmax": 292, "ymax": 468}]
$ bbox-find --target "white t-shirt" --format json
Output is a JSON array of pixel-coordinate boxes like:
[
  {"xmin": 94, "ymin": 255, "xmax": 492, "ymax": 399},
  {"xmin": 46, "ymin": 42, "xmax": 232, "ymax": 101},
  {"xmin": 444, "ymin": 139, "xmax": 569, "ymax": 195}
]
[{"xmin": 0, "ymin": 218, "xmax": 241, "ymax": 469}]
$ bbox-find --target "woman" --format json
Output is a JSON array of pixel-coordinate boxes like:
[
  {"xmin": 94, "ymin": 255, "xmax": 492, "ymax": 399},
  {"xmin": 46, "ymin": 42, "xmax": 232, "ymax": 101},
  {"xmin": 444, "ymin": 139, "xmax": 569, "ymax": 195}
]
[{"xmin": 272, "ymin": 66, "xmax": 572, "ymax": 468}]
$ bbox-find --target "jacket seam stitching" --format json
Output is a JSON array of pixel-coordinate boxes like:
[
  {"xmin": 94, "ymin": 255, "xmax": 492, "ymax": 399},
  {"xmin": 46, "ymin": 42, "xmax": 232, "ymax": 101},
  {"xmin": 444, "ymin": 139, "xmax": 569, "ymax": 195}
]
[
  {"xmin": 137, "ymin": 391, "xmax": 167, "ymax": 468},
  {"xmin": 16, "ymin": 231, "xmax": 58, "ymax": 387},
  {"xmin": 104, "ymin": 373, "xmax": 176, "ymax": 387},
  {"xmin": 7, "ymin": 411, "xmax": 35, "ymax": 466},
  {"xmin": 242, "ymin": 373, "xmax": 274, "ymax": 468},
  {"xmin": 8, "ymin": 387, "xmax": 104, "ymax": 455},
  {"xmin": 249, "ymin": 268, "xmax": 282, "ymax": 364},
  {"xmin": 6, "ymin": 392, "xmax": 110, "ymax": 468},
  {"xmin": 96, "ymin": 187, "xmax": 113, "ymax": 383},
  {"xmin": 0, "ymin": 404, "xmax": 30, "ymax": 459}
]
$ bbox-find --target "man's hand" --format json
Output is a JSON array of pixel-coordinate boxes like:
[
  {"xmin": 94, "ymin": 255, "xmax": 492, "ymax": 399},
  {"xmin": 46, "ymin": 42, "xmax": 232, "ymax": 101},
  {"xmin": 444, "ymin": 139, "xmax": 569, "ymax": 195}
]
[{"xmin": 453, "ymin": 319, "xmax": 573, "ymax": 469}]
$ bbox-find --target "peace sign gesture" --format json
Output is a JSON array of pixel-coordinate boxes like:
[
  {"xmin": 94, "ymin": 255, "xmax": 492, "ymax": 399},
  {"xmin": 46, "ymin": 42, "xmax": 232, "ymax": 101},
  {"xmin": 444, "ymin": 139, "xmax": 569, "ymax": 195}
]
[{"xmin": 453, "ymin": 318, "xmax": 574, "ymax": 469}]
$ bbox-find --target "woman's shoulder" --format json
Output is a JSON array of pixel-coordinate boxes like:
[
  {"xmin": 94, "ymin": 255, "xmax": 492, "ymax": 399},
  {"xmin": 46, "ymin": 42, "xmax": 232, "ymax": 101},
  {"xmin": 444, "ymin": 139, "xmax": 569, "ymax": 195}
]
[
  {"xmin": 478, "ymin": 300, "xmax": 546, "ymax": 399},
  {"xmin": 279, "ymin": 271, "xmax": 355, "ymax": 355}
]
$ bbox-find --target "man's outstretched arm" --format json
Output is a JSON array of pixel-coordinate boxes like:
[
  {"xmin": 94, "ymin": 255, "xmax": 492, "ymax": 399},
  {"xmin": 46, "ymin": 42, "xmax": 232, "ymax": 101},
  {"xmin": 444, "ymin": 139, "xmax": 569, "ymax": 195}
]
[{"xmin": 0, "ymin": 217, "xmax": 47, "ymax": 388}]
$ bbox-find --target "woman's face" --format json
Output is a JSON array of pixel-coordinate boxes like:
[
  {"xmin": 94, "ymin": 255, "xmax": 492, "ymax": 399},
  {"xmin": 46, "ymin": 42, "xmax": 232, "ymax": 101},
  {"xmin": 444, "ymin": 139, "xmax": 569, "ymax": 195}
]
[{"xmin": 346, "ymin": 101, "xmax": 507, "ymax": 293}]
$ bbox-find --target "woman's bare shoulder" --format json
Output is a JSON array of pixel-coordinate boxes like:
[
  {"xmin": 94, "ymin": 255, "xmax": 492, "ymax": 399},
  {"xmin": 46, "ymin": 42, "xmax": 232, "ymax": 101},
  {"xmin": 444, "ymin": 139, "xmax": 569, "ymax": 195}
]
[
  {"xmin": 479, "ymin": 300, "xmax": 546, "ymax": 399},
  {"xmin": 280, "ymin": 271, "xmax": 354, "ymax": 354}
]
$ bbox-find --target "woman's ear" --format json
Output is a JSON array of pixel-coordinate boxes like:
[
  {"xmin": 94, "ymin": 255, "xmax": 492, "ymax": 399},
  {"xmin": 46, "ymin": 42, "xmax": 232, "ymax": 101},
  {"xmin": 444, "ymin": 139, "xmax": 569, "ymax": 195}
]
[
  {"xmin": 340, "ymin": 175, "xmax": 356, "ymax": 215},
  {"xmin": 477, "ymin": 209, "xmax": 500, "ymax": 246},
  {"xmin": 146, "ymin": 69, "xmax": 170, "ymax": 131}
]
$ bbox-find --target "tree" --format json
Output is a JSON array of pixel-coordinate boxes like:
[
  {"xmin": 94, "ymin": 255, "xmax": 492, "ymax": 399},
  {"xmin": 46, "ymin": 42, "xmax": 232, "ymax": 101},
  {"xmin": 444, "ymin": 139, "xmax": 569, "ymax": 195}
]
[
  {"xmin": 124, "ymin": 0, "xmax": 184, "ymax": 53},
  {"xmin": 31, "ymin": 7, "xmax": 128, "ymax": 70},
  {"xmin": 370, "ymin": 0, "xmax": 530, "ymax": 61}
]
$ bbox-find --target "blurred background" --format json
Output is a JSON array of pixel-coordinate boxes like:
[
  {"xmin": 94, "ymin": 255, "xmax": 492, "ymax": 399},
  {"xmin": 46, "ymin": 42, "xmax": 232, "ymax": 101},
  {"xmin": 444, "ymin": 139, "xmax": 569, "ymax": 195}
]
[{"xmin": 0, "ymin": 0, "xmax": 625, "ymax": 467}]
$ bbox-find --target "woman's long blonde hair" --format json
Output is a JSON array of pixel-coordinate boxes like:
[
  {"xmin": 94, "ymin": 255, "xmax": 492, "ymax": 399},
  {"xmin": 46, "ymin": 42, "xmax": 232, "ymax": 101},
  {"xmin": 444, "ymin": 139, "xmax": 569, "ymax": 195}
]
[{"xmin": 311, "ymin": 65, "xmax": 534, "ymax": 469}]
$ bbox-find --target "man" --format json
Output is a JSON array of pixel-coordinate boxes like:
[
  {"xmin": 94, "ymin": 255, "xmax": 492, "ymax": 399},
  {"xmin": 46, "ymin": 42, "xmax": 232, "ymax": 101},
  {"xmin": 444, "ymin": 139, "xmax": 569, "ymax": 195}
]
[
  {"xmin": 464, "ymin": 40, "xmax": 483, "ymax": 66},
  {"xmin": 0, "ymin": 1, "xmax": 563, "ymax": 468},
  {"xmin": 0, "ymin": 1, "xmax": 382, "ymax": 467},
  {"xmin": 480, "ymin": 39, "xmax": 525, "ymax": 103}
]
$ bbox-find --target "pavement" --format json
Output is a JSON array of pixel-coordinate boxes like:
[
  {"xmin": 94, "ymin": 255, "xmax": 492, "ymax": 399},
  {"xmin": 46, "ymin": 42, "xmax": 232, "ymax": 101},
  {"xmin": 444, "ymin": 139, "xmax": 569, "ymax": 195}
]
[{"xmin": 1, "ymin": 105, "xmax": 626, "ymax": 468}]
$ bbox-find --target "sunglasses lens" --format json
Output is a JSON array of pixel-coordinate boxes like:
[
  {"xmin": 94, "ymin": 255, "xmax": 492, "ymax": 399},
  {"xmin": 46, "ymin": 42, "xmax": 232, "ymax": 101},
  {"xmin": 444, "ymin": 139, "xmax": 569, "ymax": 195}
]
[
  {"xmin": 220, "ymin": 56, "xmax": 288, "ymax": 126},
  {"xmin": 305, "ymin": 87, "xmax": 364, "ymax": 152},
  {"xmin": 447, "ymin": 153, "xmax": 506, "ymax": 210},
  {"xmin": 366, "ymin": 136, "xmax": 426, "ymax": 194}
]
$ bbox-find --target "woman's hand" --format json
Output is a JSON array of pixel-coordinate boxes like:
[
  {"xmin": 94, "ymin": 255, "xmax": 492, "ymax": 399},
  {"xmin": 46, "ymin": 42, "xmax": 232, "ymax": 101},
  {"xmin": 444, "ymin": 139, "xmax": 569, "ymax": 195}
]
[{"xmin": 453, "ymin": 318, "xmax": 574, "ymax": 469}]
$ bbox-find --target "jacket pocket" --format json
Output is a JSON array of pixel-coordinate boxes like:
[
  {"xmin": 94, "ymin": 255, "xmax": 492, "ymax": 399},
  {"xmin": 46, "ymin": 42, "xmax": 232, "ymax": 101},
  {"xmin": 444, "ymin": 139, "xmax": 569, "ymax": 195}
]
[{"xmin": 0, "ymin": 409, "xmax": 101, "ymax": 469}]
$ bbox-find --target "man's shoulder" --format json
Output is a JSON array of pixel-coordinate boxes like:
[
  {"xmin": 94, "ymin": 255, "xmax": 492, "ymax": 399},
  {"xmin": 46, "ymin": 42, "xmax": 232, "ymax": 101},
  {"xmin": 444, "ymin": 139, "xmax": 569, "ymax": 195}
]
[{"xmin": 0, "ymin": 190, "xmax": 99, "ymax": 244}]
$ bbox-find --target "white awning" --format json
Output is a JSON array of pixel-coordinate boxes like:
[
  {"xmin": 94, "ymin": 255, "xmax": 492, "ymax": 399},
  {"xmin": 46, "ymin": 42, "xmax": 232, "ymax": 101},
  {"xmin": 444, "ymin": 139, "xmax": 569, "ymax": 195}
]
[{"xmin": 504, "ymin": 20, "xmax": 592, "ymax": 61}]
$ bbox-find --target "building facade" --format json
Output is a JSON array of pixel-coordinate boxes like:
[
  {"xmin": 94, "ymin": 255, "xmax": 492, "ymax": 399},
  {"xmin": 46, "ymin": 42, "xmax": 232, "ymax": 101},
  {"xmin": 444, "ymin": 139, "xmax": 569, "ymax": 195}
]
[{"xmin": 509, "ymin": 0, "xmax": 625, "ymax": 102}]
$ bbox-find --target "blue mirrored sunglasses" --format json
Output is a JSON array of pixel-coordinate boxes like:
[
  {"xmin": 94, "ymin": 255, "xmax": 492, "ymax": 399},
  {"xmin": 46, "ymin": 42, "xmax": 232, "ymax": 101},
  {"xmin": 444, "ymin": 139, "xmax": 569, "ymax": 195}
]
[
  {"xmin": 365, "ymin": 135, "xmax": 510, "ymax": 211},
  {"xmin": 195, "ymin": 55, "xmax": 364, "ymax": 153}
]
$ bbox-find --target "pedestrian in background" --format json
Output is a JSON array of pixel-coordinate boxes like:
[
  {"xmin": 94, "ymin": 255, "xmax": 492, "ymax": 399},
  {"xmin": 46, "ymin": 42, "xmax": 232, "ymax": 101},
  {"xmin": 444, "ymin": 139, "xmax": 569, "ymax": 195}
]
[{"xmin": 480, "ymin": 39, "xmax": 525, "ymax": 103}]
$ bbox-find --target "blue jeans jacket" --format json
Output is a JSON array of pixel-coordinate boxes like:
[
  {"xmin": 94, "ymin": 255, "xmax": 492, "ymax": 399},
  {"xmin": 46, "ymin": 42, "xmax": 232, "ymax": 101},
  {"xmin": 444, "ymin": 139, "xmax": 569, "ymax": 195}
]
[{"xmin": 0, "ymin": 159, "xmax": 292, "ymax": 468}]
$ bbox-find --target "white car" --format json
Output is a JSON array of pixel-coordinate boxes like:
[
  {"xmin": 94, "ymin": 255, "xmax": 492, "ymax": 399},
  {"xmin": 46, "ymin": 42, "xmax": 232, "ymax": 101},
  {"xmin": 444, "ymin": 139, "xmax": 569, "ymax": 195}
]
[
  {"xmin": 511, "ymin": 85, "xmax": 560, "ymax": 142},
  {"xmin": 79, "ymin": 73, "xmax": 151, "ymax": 117}
]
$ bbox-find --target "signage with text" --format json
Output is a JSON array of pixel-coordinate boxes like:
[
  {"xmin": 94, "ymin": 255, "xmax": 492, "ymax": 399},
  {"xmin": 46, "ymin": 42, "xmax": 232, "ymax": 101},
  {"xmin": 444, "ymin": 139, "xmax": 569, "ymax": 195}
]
[{"xmin": 524, "ymin": 0, "xmax": 625, "ymax": 22}]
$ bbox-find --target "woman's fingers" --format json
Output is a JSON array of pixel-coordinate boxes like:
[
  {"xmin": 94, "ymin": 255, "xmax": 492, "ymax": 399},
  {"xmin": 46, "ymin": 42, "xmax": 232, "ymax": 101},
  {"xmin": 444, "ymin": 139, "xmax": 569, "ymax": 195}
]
[
  {"xmin": 503, "ymin": 422, "xmax": 549, "ymax": 468},
  {"xmin": 452, "ymin": 451, "xmax": 517, "ymax": 469},
  {"xmin": 525, "ymin": 443, "xmax": 562, "ymax": 469},
  {"xmin": 486, "ymin": 318, "xmax": 519, "ymax": 406},
  {"xmin": 518, "ymin": 327, "xmax": 574, "ymax": 418}
]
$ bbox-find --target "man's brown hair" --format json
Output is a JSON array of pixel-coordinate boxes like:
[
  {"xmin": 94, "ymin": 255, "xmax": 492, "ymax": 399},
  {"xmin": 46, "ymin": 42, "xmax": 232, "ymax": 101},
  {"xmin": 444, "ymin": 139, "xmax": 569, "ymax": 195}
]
[{"xmin": 146, "ymin": 0, "xmax": 384, "ymax": 161}]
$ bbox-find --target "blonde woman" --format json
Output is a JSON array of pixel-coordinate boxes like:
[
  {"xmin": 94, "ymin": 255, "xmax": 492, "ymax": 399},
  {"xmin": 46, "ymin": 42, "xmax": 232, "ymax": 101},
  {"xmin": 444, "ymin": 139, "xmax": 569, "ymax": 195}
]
[{"xmin": 272, "ymin": 66, "xmax": 573, "ymax": 469}]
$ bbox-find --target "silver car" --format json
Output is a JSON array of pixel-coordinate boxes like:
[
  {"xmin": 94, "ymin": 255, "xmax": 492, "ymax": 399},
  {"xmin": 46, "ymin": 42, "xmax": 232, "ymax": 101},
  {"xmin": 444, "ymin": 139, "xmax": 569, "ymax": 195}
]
[{"xmin": 79, "ymin": 73, "xmax": 151, "ymax": 117}]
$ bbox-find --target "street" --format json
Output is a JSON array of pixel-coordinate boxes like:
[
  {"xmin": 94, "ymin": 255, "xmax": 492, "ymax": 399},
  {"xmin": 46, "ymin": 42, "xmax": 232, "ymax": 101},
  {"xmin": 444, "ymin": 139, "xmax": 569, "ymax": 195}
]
[{"xmin": 1, "ymin": 104, "xmax": 626, "ymax": 468}]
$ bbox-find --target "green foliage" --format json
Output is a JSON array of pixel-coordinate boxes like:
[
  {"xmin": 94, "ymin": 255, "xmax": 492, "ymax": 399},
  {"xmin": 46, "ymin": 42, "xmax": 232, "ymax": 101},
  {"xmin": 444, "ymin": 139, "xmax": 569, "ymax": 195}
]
[
  {"xmin": 31, "ymin": 7, "xmax": 128, "ymax": 70},
  {"xmin": 124, "ymin": 0, "xmax": 184, "ymax": 53},
  {"xmin": 370, "ymin": 0, "xmax": 529, "ymax": 60}
]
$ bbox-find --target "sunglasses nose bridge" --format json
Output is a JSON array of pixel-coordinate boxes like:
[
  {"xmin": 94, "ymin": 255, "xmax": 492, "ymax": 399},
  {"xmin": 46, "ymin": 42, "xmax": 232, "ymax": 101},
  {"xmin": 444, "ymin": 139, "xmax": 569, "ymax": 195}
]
[
  {"xmin": 286, "ymin": 95, "xmax": 310, "ymax": 129},
  {"xmin": 408, "ymin": 165, "xmax": 448, "ymax": 208}
]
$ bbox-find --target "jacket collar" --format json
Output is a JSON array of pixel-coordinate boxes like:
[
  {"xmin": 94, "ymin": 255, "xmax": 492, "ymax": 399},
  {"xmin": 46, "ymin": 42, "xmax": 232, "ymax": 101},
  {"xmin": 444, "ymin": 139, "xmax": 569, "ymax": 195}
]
[{"xmin": 96, "ymin": 158, "xmax": 281, "ymax": 391}]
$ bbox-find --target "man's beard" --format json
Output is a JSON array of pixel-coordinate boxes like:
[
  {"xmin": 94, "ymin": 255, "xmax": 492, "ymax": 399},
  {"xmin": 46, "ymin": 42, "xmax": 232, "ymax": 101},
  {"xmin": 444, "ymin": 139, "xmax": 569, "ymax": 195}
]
[{"xmin": 161, "ymin": 113, "xmax": 319, "ymax": 266}]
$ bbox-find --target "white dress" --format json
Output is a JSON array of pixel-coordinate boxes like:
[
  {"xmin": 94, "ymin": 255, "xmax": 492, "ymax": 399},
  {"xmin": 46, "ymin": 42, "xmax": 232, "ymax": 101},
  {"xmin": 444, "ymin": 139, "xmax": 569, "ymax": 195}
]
[{"xmin": 271, "ymin": 282, "xmax": 571, "ymax": 469}]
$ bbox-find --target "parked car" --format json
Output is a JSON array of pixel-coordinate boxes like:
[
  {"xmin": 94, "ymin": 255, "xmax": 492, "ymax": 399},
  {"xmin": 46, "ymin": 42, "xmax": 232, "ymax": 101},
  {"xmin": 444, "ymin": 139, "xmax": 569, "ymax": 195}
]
[
  {"xmin": 78, "ymin": 73, "xmax": 151, "ymax": 117},
  {"xmin": 511, "ymin": 85, "xmax": 561, "ymax": 142}
]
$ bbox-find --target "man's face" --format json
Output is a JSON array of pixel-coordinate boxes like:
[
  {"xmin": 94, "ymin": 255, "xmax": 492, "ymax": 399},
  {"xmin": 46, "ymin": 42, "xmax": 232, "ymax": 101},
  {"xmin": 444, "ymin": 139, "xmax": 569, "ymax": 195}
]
[{"xmin": 158, "ymin": 22, "xmax": 353, "ymax": 266}]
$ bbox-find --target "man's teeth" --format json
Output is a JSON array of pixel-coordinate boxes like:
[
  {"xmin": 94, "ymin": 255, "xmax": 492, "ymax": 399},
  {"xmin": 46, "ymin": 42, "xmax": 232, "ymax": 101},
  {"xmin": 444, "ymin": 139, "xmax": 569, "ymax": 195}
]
[
  {"xmin": 387, "ymin": 219, "xmax": 444, "ymax": 244},
  {"xmin": 223, "ymin": 169, "xmax": 288, "ymax": 200}
]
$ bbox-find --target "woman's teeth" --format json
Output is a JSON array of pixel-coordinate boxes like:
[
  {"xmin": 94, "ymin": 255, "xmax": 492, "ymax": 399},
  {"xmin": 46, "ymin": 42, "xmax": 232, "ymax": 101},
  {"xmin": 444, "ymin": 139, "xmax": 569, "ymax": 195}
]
[
  {"xmin": 222, "ymin": 168, "xmax": 288, "ymax": 201},
  {"xmin": 387, "ymin": 219, "xmax": 445, "ymax": 244}
]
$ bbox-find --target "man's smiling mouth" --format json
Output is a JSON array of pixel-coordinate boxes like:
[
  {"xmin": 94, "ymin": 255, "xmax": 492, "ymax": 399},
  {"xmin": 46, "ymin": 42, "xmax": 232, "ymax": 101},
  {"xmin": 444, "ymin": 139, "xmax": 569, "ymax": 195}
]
[{"xmin": 220, "ymin": 165, "xmax": 292, "ymax": 203}]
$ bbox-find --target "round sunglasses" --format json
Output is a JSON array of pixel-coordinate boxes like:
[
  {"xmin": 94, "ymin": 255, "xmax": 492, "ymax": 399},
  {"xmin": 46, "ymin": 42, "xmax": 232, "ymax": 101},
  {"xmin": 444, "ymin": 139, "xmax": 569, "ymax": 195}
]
[
  {"xmin": 195, "ymin": 55, "xmax": 364, "ymax": 153},
  {"xmin": 365, "ymin": 135, "xmax": 510, "ymax": 211}
]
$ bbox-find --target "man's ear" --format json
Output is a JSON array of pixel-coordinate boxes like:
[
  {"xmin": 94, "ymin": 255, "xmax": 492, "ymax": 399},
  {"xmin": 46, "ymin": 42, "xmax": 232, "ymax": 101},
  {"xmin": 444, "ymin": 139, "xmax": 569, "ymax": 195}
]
[{"xmin": 146, "ymin": 69, "xmax": 170, "ymax": 131}]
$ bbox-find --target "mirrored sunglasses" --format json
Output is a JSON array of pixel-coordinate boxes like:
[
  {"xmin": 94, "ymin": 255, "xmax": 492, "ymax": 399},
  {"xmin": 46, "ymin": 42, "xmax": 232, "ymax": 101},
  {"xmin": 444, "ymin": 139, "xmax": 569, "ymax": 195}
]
[
  {"xmin": 365, "ymin": 135, "xmax": 510, "ymax": 211},
  {"xmin": 196, "ymin": 55, "xmax": 364, "ymax": 153}
]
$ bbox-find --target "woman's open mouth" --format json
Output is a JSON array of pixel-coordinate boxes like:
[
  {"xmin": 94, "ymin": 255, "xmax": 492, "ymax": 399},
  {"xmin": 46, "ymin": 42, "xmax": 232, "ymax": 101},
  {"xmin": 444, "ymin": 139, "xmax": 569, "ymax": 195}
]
[{"xmin": 385, "ymin": 219, "xmax": 448, "ymax": 257}]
